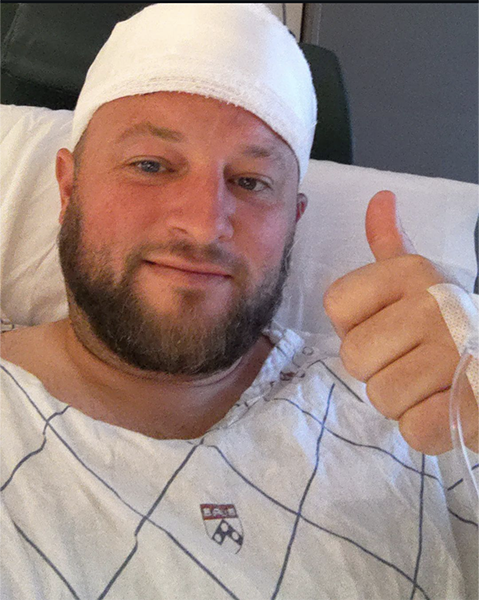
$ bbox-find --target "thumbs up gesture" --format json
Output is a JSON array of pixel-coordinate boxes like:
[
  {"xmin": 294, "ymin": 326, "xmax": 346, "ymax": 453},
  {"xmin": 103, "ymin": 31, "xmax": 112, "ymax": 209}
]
[{"xmin": 323, "ymin": 191, "xmax": 478, "ymax": 455}]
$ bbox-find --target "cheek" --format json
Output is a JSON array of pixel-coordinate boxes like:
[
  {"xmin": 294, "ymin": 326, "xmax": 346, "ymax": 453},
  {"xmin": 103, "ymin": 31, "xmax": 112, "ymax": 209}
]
[
  {"xmin": 79, "ymin": 182, "xmax": 158, "ymax": 246},
  {"xmin": 74, "ymin": 192, "xmax": 157, "ymax": 283},
  {"xmin": 240, "ymin": 211, "xmax": 295, "ymax": 273}
]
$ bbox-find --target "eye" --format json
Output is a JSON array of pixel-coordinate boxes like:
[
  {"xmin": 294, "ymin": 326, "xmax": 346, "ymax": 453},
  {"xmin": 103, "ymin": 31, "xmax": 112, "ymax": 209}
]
[
  {"xmin": 131, "ymin": 159, "xmax": 166, "ymax": 174},
  {"xmin": 234, "ymin": 177, "xmax": 269, "ymax": 192}
]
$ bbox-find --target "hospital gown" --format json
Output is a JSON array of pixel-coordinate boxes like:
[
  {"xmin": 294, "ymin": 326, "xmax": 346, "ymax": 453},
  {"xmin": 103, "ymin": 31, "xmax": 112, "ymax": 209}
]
[{"xmin": 1, "ymin": 323, "xmax": 477, "ymax": 600}]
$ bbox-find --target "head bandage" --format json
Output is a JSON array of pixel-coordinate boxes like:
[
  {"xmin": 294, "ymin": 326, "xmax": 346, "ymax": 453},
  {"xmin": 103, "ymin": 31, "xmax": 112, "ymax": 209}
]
[{"xmin": 71, "ymin": 3, "xmax": 317, "ymax": 182}]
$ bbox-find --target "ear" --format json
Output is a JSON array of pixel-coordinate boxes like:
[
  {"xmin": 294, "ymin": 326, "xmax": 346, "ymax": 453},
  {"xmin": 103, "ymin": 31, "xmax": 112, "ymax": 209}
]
[
  {"xmin": 56, "ymin": 148, "xmax": 75, "ymax": 224},
  {"xmin": 295, "ymin": 192, "xmax": 308, "ymax": 222}
]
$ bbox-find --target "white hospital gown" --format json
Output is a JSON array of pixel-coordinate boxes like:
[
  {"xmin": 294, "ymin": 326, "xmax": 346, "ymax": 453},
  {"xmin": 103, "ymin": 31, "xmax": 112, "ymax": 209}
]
[{"xmin": 1, "ymin": 323, "xmax": 477, "ymax": 600}]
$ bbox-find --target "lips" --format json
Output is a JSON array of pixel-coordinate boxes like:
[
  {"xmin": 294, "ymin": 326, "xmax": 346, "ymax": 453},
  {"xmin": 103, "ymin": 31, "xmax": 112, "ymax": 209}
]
[{"xmin": 145, "ymin": 259, "xmax": 231, "ymax": 278}]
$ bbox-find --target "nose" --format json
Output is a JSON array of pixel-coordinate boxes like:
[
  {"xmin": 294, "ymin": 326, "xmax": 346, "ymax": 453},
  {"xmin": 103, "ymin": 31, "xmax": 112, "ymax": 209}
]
[{"xmin": 164, "ymin": 168, "xmax": 235, "ymax": 245}]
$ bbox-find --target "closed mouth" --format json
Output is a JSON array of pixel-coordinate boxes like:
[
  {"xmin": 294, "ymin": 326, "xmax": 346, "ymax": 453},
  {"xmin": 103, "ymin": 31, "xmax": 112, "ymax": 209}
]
[{"xmin": 145, "ymin": 260, "xmax": 231, "ymax": 278}]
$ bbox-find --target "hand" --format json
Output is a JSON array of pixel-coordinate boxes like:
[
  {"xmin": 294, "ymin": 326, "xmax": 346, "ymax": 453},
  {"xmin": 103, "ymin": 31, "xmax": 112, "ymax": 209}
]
[{"xmin": 323, "ymin": 190, "xmax": 478, "ymax": 455}]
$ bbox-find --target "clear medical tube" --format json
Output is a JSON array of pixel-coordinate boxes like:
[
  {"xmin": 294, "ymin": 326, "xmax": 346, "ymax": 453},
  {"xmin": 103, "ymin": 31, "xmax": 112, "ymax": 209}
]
[{"xmin": 449, "ymin": 337, "xmax": 479, "ymax": 524}]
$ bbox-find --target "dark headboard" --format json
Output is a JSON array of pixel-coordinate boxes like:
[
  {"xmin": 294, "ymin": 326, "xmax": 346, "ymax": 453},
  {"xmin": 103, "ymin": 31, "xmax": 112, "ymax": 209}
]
[{"xmin": 1, "ymin": 3, "xmax": 353, "ymax": 165}]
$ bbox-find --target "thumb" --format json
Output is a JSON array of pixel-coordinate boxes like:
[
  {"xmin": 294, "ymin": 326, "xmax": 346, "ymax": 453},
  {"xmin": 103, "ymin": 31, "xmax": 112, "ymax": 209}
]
[{"xmin": 366, "ymin": 190, "xmax": 416, "ymax": 261}]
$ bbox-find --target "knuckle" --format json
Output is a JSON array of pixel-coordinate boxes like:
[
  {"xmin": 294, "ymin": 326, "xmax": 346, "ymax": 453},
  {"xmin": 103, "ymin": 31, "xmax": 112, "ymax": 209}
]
[
  {"xmin": 402, "ymin": 253, "xmax": 430, "ymax": 272},
  {"xmin": 322, "ymin": 280, "xmax": 343, "ymax": 319},
  {"xmin": 413, "ymin": 293, "xmax": 456, "ymax": 346},
  {"xmin": 402, "ymin": 254, "xmax": 445, "ymax": 285},
  {"xmin": 397, "ymin": 421, "xmax": 428, "ymax": 454},
  {"xmin": 339, "ymin": 336, "xmax": 365, "ymax": 381},
  {"xmin": 409, "ymin": 253, "xmax": 429, "ymax": 267},
  {"xmin": 418, "ymin": 287, "xmax": 441, "ymax": 313},
  {"xmin": 366, "ymin": 375, "xmax": 399, "ymax": 420},
  {"xmin": 398, "ymin": 406, "xmax": 450, "ymax": 456},
  {"xmin": 405, "ymin": 292, "xmax": 437, "ymax": 330},
  {"xmin": 398, "ymin": 418, "xmax": 438, "ymax": 455}
]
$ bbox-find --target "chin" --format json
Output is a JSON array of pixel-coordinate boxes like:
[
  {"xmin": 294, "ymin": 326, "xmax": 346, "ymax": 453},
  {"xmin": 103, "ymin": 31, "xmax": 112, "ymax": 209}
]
[{"xmin": 139, "ymin": 275, "xmax": 237, "ymax": 317}]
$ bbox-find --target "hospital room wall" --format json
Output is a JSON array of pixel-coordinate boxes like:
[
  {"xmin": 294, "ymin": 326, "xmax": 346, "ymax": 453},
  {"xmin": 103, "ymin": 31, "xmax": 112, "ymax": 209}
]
[
  {"xmin": 265, "ymin": 4, "xmax": 303, "ymax": 41},
  {"xmin": 314, "ymin": 3, "xmax": 478, "ymax": 185}
]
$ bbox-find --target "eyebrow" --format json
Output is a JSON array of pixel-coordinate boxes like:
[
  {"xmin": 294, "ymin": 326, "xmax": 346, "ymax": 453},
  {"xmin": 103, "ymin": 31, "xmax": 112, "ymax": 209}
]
[
  {"xmin": 117, "ymin": 122, "xmax": 185, "ymax": 143},
  {"xmin": 240, "ymin": 144, "xmax": 287, "ymax": 166},
  {"xmin": 116, "ymin": 123, "xmax": 287, "ymax": 165}
]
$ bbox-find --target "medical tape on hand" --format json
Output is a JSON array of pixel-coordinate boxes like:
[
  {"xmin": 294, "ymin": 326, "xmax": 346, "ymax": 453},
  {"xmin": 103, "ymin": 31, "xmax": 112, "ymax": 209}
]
[{"xmin": 427, "ymin": 283, "xmax": 479, "ymax": 402}]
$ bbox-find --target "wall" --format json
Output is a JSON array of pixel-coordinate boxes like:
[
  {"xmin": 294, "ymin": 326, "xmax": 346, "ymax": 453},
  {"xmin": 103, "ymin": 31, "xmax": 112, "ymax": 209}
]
[
  {"xmin": 265, "ymin": 3, "xmax": 303, "ymax": 40},
  {"xmin": 316, "ymin": 3, "xmax": 478, "ymax": 184}
]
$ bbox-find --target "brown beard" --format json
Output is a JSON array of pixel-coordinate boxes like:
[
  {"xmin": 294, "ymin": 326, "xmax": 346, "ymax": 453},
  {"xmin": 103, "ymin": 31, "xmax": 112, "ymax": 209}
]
[{"xmin": 58, "ymin": 189, "xmax": 295, "ymax": 375}]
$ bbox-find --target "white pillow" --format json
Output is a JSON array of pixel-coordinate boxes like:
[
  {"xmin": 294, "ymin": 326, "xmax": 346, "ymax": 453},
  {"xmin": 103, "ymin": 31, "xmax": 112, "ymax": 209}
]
[
  {"xmin": 1, "ymin": 105, "xmax": 72, "ymax": 325},
  {"xmin": 1, "ymin": 104, "xmax": 478, "ymax": 335},
  {"xmin": 277, "ymin": 160, "xmax": 479, "ymax": 334}
]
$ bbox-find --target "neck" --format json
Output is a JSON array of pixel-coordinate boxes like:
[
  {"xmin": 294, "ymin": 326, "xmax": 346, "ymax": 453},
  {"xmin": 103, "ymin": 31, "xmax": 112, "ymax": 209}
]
[
  {"xmin": 64, "ymin": 308, "xmax": 252, "ymax": 385},
  {"xmin": 55, "ymin": 318, "xmax": 272, "ymax": 439}
]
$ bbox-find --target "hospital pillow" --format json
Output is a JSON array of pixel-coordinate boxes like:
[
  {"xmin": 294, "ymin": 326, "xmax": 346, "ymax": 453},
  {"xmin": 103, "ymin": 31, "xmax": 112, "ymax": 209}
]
[{"xmin": 1, "ymin": 104, "xmax": 478, "ymax": 335}]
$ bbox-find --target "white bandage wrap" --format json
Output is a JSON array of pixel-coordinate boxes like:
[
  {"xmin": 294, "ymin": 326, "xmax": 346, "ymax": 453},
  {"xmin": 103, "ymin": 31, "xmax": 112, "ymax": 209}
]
[
  {"xmin": 71, "ymin": 3, "xmax": 317, "ymax": 182},
  {"xmin": 428, "ymin": 283, "xmax": 479, "ymax": 400}
]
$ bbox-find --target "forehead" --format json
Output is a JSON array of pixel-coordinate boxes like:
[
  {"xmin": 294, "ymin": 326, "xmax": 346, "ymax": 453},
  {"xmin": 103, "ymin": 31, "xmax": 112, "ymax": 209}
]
[{"xmin": 84, "ymin": 92, "xmax": 298, "ymax": 167}]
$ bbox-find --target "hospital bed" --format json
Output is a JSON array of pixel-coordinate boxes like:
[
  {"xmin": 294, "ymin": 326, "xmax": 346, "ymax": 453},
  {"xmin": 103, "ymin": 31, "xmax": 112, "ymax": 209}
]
[{"xmin": 1, "ymin": 3, "xmax": 478, "ymax": 334}]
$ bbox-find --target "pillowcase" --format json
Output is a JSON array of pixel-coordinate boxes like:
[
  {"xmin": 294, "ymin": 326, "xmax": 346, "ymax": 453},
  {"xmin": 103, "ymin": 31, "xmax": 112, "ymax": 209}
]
[
  {"xmin": 1, "ymin": 104, "xmax": 478, "ymax": 335},
  {"xmin": 1, "ymin": 105, "xmax": 72, "ymax": 325},
  {"xmin": 276, "ymin": 158, "xmax": 479, "ymax": 334}
]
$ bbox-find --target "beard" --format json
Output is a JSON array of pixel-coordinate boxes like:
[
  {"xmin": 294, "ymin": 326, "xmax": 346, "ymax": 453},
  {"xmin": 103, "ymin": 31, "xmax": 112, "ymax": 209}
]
[{"xmin": 58, "ymin": 190, "xmax": 295, "ymax": 376}]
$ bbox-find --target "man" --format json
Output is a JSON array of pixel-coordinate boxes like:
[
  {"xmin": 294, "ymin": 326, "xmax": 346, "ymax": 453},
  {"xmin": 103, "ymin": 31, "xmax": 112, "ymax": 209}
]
[{"xmin": 1, "ymin": 4, "xmax": 477, "ymax": 599}]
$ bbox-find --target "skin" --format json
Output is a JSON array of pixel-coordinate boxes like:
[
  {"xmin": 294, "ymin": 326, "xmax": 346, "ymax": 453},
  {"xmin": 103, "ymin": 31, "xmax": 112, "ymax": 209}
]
[
  {"xmin": 324, "ymin": 191, "xmax": 478, "ymax": 455},
  {"xmin": 1, "ymin": 92, "xmax": 307, "ymax": 440}
]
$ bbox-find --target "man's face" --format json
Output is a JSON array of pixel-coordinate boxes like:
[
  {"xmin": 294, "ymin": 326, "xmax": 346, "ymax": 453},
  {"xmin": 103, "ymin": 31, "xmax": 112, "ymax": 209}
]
[{"xmin": 57, "ymin": 92, "xmax": 305, "ymax": 375}]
